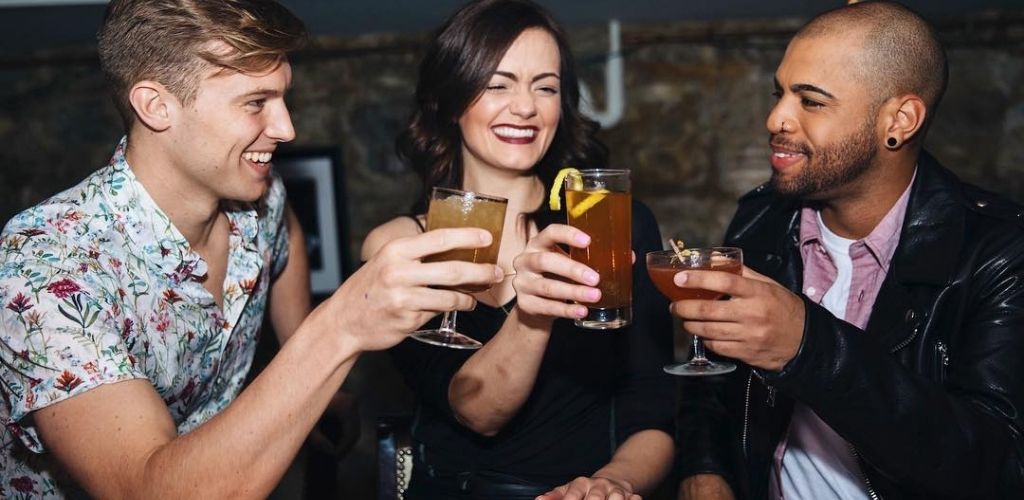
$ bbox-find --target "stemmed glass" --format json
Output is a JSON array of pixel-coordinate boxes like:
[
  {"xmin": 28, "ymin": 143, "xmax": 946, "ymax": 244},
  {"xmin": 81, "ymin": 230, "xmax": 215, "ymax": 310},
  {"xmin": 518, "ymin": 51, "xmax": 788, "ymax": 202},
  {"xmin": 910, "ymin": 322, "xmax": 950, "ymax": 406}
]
[
  {"xmin": 410, "ymin": 187, "xmax": 508, "ymax": 349},
  {"xmin": 646, "ymin": 247, "xmax": 743, "ymax": 376}
]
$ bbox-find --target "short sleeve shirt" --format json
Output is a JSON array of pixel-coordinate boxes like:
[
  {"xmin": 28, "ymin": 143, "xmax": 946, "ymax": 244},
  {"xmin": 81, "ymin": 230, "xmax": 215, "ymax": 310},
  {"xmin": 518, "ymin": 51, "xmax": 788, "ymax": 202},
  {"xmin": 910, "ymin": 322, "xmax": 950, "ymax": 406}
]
[{"xmin": 0, "ymin": 138, "xmax": 290, "ymax": 498}]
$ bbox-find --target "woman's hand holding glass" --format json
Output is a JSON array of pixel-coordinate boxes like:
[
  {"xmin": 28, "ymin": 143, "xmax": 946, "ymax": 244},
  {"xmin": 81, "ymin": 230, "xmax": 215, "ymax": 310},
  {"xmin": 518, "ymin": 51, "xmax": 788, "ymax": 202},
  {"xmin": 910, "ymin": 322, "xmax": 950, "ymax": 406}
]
[{"xmin": 511, "ymin": 223, "xmax": 603, "ymax": 322}]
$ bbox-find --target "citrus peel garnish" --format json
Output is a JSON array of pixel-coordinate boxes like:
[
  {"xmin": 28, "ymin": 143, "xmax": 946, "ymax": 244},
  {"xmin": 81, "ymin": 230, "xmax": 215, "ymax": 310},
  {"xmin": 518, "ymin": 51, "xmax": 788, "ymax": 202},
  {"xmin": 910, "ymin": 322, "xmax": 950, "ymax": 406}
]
[
  {"xmin": 549, "ymin": 167, "xmax": 580, "ymax": 211},
  {"xmin": 568, "ymin": 189, "xmax": 609, "ymax": 218}
]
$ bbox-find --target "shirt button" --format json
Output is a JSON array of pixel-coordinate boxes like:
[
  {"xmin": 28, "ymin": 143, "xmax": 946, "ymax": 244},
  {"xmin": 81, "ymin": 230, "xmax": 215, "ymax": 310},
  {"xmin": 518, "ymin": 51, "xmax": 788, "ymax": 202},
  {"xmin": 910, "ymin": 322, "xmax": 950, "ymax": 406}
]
[{"xmin": 806, "ymin": 287, "xmax": 817, "ymax": 296}]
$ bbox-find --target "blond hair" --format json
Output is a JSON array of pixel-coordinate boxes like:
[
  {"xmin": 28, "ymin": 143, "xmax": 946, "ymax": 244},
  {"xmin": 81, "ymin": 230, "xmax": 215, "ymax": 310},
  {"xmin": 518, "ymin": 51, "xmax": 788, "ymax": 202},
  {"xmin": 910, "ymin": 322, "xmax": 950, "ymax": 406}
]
[{"xmin": 97, "ymin": 0, "xmax": 307, "ymax": 130}]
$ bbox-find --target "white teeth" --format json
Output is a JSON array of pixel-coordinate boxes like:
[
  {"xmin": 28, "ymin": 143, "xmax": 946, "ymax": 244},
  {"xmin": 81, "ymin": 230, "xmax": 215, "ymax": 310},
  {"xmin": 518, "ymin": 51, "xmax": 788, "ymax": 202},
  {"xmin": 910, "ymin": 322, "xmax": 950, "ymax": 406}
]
[
  {"xmin": 493, "ymin": 126, "xmax": 537, "ymax": 139},
  {"xmin": 243, "ymin": 152, "xmax": 273, "ymax": 164},
  {"xmin": 773, "ymin": 152, "xmax": 800, "ymax": 158}
]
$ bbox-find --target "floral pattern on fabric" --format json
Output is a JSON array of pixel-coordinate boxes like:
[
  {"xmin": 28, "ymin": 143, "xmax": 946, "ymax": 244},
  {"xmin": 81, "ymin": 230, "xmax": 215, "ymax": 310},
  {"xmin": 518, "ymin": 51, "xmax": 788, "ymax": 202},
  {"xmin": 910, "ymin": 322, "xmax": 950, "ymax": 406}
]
[{"xmin": 0, "ymin": 138, "xmax": 290, "ymax": 498}]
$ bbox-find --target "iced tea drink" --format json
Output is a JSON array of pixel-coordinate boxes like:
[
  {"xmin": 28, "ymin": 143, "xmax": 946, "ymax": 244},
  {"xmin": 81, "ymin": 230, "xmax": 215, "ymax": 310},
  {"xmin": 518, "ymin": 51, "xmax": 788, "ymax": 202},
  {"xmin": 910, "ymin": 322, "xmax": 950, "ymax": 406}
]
[
  {"xmin": 423, "ymin": 188, "xmax": 507, "ymax": 292},
  {"xmin": 565, "ymin": 169, "xmax": 631, "ymax": 329}
]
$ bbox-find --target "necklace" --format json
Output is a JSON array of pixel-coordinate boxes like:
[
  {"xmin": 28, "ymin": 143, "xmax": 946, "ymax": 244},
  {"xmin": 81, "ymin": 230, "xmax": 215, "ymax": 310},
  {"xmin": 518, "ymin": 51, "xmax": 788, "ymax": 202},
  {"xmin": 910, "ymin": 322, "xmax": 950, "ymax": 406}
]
[{"xmin": 479, "ymin": 271, "xmax": 516, "ymax": 315}]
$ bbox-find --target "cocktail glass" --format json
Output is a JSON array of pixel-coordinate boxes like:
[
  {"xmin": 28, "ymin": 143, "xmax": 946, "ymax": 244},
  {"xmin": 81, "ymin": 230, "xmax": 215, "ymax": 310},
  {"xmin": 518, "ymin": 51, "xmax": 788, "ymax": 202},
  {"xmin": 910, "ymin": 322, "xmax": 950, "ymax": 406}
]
[
  {"xmin": 411, "ymin": 187, "xmax": 507, "ymax": 349},
  {"xmin": 646, "ymin": 247, "xmax": 742, "ymax": 376},
  {"xmin": 565, "ymin": 169, "xmax": 631, "ymax": 329}
]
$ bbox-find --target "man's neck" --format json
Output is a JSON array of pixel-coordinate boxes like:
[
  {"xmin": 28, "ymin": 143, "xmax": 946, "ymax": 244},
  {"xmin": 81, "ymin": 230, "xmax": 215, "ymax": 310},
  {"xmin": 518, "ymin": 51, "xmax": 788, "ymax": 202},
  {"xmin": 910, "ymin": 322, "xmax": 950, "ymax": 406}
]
[
  {"xmin": 817, "ymin": 154, "xmax": 917, "ymax": 240},
  {"xmin": 125, "ymin": 133, "xmax": 223, "ymax": 249}
]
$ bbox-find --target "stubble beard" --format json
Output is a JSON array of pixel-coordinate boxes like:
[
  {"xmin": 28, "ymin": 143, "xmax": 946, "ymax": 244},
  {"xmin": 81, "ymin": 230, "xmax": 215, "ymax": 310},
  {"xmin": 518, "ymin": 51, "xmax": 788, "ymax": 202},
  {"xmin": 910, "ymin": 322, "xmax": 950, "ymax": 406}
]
[{"xmin": 770, "ymin": 121, "xmax": 878, "ymax": 201}]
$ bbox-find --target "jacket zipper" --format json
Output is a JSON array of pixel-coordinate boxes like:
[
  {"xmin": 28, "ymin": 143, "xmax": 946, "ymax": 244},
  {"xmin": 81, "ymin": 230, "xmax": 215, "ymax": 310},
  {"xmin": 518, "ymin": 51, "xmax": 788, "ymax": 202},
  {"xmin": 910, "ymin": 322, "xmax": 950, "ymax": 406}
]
[
  {"xmin": 847, "ymin": 443, "xmax": 882, "ymax": 500},
  {"xmin": 743, "ymin": 372, "xmax": 753, "ymax": 457},
  {"xmin": 935, "ymin": 341, "xmax": 949, "ymax": 381},
  {"xmin": 743, "ymin": 371, "xmax": 775, "ymax": 457},
  {"xmin": 889, "ymin": 324, "xmax": 921, "ymax": 353}
]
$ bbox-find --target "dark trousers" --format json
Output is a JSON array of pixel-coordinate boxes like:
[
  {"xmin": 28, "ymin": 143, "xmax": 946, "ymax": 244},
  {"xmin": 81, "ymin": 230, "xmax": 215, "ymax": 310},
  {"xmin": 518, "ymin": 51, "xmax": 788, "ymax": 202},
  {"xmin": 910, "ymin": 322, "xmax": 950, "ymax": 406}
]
[{"xmin": 406, "ymin": 456, "xmax": 551, "ymax": 500}]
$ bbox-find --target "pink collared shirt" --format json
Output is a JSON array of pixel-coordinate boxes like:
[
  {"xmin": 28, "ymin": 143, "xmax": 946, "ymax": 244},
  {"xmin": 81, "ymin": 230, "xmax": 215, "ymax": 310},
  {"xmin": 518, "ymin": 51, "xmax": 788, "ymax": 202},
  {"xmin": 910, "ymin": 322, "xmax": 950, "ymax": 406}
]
[{"xmin": 769, "ymin": 170, "xmax": 916, "ymax": 500}]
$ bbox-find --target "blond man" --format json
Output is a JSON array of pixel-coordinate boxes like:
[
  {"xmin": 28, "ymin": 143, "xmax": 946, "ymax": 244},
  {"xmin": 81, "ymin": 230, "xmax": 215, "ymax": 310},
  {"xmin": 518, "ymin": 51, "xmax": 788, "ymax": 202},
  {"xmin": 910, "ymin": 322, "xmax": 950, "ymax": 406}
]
[{"xmin": 0, "ymin": 1, "xmax": 500, "ymax": 497}]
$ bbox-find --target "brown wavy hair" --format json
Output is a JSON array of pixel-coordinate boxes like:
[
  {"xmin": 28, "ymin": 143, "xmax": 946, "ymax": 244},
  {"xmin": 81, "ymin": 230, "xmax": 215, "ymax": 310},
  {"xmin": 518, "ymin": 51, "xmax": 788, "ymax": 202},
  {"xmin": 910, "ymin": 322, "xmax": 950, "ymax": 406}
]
[
  {"xmin": 98, "ymin": 0, "xmax": 307, "ymax": 131},
  {"xmin": 399, "ymin": 0, "xmax": 608, "ymax": 216}
]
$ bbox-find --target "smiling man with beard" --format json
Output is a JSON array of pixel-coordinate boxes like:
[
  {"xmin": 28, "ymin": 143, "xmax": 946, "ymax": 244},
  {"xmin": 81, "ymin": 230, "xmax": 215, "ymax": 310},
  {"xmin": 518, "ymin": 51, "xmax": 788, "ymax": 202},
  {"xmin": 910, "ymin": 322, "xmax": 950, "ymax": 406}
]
[{"xmin": 672, "ymin": 2, "xmax": 1024, "ymax": 499}]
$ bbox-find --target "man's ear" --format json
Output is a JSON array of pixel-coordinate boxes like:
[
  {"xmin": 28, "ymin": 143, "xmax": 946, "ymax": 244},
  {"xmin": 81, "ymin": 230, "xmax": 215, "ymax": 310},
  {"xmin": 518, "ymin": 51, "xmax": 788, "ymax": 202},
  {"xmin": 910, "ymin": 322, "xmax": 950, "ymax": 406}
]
[
  {"xmin": 128, "ymin": 81, "xmax": 177, "ymax": 132},
  {"xmin": 880, "ymin": 94, "xmax": 927, "ymax": 148}
]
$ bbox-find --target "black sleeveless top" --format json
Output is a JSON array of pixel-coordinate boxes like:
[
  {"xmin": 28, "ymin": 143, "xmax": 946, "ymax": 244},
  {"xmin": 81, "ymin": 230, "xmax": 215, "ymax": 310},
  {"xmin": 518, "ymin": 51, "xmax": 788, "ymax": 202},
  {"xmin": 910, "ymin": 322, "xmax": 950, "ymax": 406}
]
[{"xmin": 391, "ymin": 200, "xmax": 675, "ymax": 488}]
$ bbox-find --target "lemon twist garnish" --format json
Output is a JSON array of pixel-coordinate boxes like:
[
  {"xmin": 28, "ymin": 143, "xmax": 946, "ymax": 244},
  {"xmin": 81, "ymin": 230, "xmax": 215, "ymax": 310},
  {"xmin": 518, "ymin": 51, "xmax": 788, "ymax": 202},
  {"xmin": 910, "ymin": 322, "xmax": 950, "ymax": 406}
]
[
  {"xmin": 550, "ymin": 167, "xmax": 610, "ymax": 218},
  {"xmin": 569, "ymin": 189, "xmax": 610, "ymax": 218},
  {"xmin": 549, "ymin": 167, "xmax": 580, "ymax": 211}
]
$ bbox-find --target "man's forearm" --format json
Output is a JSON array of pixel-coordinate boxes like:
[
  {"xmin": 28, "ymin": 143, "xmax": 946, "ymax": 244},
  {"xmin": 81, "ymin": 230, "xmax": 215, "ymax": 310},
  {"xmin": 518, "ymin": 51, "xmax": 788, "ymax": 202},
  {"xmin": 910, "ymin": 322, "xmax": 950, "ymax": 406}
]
[
  {"xmin": 678, "ymin": 474, "xmax": 735, "ymax": 500},
  {"xmin": 131, "ymin": 316, "xmax": 356, "ymax": 498},
  {"xmin": 35, "ymin": 309, "xmax": 358, "ymax": 499},
  {"xmin": 594, "ymin": 429, "xmax": 674, "ymax": 495}
]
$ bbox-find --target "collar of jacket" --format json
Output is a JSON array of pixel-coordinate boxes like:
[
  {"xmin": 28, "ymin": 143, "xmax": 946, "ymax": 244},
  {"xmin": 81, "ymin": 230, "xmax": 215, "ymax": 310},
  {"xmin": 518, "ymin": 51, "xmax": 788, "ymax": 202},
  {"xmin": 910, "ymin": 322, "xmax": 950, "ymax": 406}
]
[
  {"xmin": 729, "ymin": 151, "xmax": 966, "ymax": 285},
  {"xmin": 727, "ymin": 151, "xmax": 966, "ymax": 350}
]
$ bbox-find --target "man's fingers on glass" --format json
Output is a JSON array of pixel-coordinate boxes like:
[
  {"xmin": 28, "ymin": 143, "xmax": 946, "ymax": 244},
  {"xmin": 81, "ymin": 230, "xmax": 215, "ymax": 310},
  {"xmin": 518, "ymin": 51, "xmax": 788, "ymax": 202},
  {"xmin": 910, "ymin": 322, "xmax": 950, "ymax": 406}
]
[
  {"xmin": 409, "ymin": 227, "xmax": 492, "ymax": 259},
  {"xmin": 416, "ymin": 261, "xmax": 498, "ymax": 287},
  {"xmin": 412, "ymin": 288, "xmax": 474, "ymax": 313}
]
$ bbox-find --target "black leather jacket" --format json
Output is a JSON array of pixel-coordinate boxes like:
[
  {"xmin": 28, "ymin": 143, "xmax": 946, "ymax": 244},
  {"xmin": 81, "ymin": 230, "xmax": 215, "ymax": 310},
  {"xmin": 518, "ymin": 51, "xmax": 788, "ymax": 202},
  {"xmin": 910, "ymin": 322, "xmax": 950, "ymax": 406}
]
[{"xmin": 677, "ymin": 152, "xmax": 1024, "ymax": 499}]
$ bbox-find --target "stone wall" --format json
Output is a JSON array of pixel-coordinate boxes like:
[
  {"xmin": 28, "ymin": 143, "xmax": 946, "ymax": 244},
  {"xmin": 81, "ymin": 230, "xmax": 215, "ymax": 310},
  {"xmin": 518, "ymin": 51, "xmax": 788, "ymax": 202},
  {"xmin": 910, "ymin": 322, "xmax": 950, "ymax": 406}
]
[
  {"xmin": 1, "ymin": 11, "xmax": 1022, "ymax": 498},
  {"xmin": 3, "ymin": 13, "xmax": 1022, "ymax": 253}
]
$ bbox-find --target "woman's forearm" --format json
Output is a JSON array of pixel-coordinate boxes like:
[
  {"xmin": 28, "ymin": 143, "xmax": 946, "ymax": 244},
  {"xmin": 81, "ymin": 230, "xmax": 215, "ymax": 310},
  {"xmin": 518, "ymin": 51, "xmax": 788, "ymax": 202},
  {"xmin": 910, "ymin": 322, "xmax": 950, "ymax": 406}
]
[{"xmin": 448, "ymin": 307, "xmax": 553, "ymax": 436}]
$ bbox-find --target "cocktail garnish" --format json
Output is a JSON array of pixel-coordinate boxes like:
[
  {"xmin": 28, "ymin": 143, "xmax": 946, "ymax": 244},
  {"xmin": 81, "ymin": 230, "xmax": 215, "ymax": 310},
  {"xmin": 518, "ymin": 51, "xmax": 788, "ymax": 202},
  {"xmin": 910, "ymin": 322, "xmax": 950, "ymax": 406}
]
[
  {"xmin": 669, "ymin": 238, "xmax": 691, "ymax": 262},
  {"xmin": 549, "ymin": 167, "xmax": 581, "ymax": 211},
  {"xmin": 569, "ymin": 189, "xmax": 609, "ymax": 218}
]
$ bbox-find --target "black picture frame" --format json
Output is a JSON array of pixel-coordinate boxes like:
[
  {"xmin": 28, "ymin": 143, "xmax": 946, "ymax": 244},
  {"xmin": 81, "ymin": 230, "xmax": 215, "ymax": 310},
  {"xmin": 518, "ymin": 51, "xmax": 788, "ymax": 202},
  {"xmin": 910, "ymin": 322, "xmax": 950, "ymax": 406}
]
[{"xmin": 273, "ymin": 147, "xmax": 352, "ymax": 298}]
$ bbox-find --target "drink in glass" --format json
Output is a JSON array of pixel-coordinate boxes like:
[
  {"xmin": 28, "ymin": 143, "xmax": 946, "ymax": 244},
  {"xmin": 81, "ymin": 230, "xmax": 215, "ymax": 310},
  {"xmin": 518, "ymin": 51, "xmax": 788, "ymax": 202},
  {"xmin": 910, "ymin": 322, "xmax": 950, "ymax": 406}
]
[
  {"xmin": 423, "ymin": 190, "xmax": 506, "ymax": 293},
  {"xmin": 565, "ymin": 169, "xmax": 631, "ymax": 329},
  {"xmin": 646, "ymin": 247, "xmax": 742, "ymax": 376},
  {"xmin": 412, "ymin": 187, "xmax": 508, "ymax": 349}
]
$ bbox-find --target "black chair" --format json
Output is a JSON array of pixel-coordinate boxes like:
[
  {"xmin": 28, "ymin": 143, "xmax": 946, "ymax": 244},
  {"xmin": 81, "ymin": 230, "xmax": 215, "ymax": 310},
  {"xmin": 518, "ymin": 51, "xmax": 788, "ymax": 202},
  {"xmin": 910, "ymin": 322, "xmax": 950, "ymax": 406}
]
[{"xmin": 378, "ymin": 415, "xmax": 414, "ymax": 500}]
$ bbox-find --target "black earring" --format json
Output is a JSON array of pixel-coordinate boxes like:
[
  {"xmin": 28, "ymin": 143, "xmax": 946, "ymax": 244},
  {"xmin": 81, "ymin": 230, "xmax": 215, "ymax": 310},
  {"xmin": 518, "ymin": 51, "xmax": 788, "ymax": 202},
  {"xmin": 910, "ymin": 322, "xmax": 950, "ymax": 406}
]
[{"xmin": 886, "ymin": 137, "xmax": 898, "ymax": 148}]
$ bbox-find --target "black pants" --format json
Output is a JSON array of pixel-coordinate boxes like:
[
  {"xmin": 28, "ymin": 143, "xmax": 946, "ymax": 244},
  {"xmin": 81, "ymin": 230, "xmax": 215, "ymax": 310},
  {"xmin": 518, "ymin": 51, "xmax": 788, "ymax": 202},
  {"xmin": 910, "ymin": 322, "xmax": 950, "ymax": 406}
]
[{"xmin": 406, "ymin": 458, "xmax": 550, "ymax": 500}]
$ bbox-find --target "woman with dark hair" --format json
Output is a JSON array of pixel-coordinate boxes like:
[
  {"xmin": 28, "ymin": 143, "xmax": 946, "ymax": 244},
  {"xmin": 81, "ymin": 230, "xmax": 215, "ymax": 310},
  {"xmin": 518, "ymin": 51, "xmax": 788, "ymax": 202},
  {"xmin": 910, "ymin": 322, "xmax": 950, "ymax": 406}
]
[{"xmin": 362, "ymin": 1, "xmax": 674, "ymax": 498}]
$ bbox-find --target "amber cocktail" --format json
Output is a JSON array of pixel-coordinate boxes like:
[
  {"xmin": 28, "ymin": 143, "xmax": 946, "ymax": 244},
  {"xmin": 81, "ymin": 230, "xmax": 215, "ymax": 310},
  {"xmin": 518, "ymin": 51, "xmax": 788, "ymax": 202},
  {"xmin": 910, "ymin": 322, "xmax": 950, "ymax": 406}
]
[
  {"xmin": 423, "ymin": 190, "xmax": 507, "ymax": 293},
  {"xmin": 647, "ymin": 247, "xmax": 742, "ymax": 376},
  {"xmin": 412, "ymin": 187, "xmax": 508, "ymax": 349},
  {"xmin": 565, "ymin": 169, "xmax": 631, "ymax": 329}
]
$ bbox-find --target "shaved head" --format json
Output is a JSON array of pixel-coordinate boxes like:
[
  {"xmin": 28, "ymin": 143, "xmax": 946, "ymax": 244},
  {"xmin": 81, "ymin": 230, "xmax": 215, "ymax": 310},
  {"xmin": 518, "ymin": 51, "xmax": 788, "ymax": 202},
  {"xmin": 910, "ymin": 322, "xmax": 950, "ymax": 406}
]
[{"xmin": 796, "ymin": 1, "xmax": 948, "ymax": 114}]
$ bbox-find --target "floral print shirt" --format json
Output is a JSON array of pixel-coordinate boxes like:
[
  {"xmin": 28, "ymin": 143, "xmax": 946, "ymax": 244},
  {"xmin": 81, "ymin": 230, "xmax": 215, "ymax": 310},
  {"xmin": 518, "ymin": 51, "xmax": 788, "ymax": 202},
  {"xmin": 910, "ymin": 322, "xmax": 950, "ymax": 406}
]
[{"xmin": 0, "ymin": 138, "xmax": 289, "ymax": 498}]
